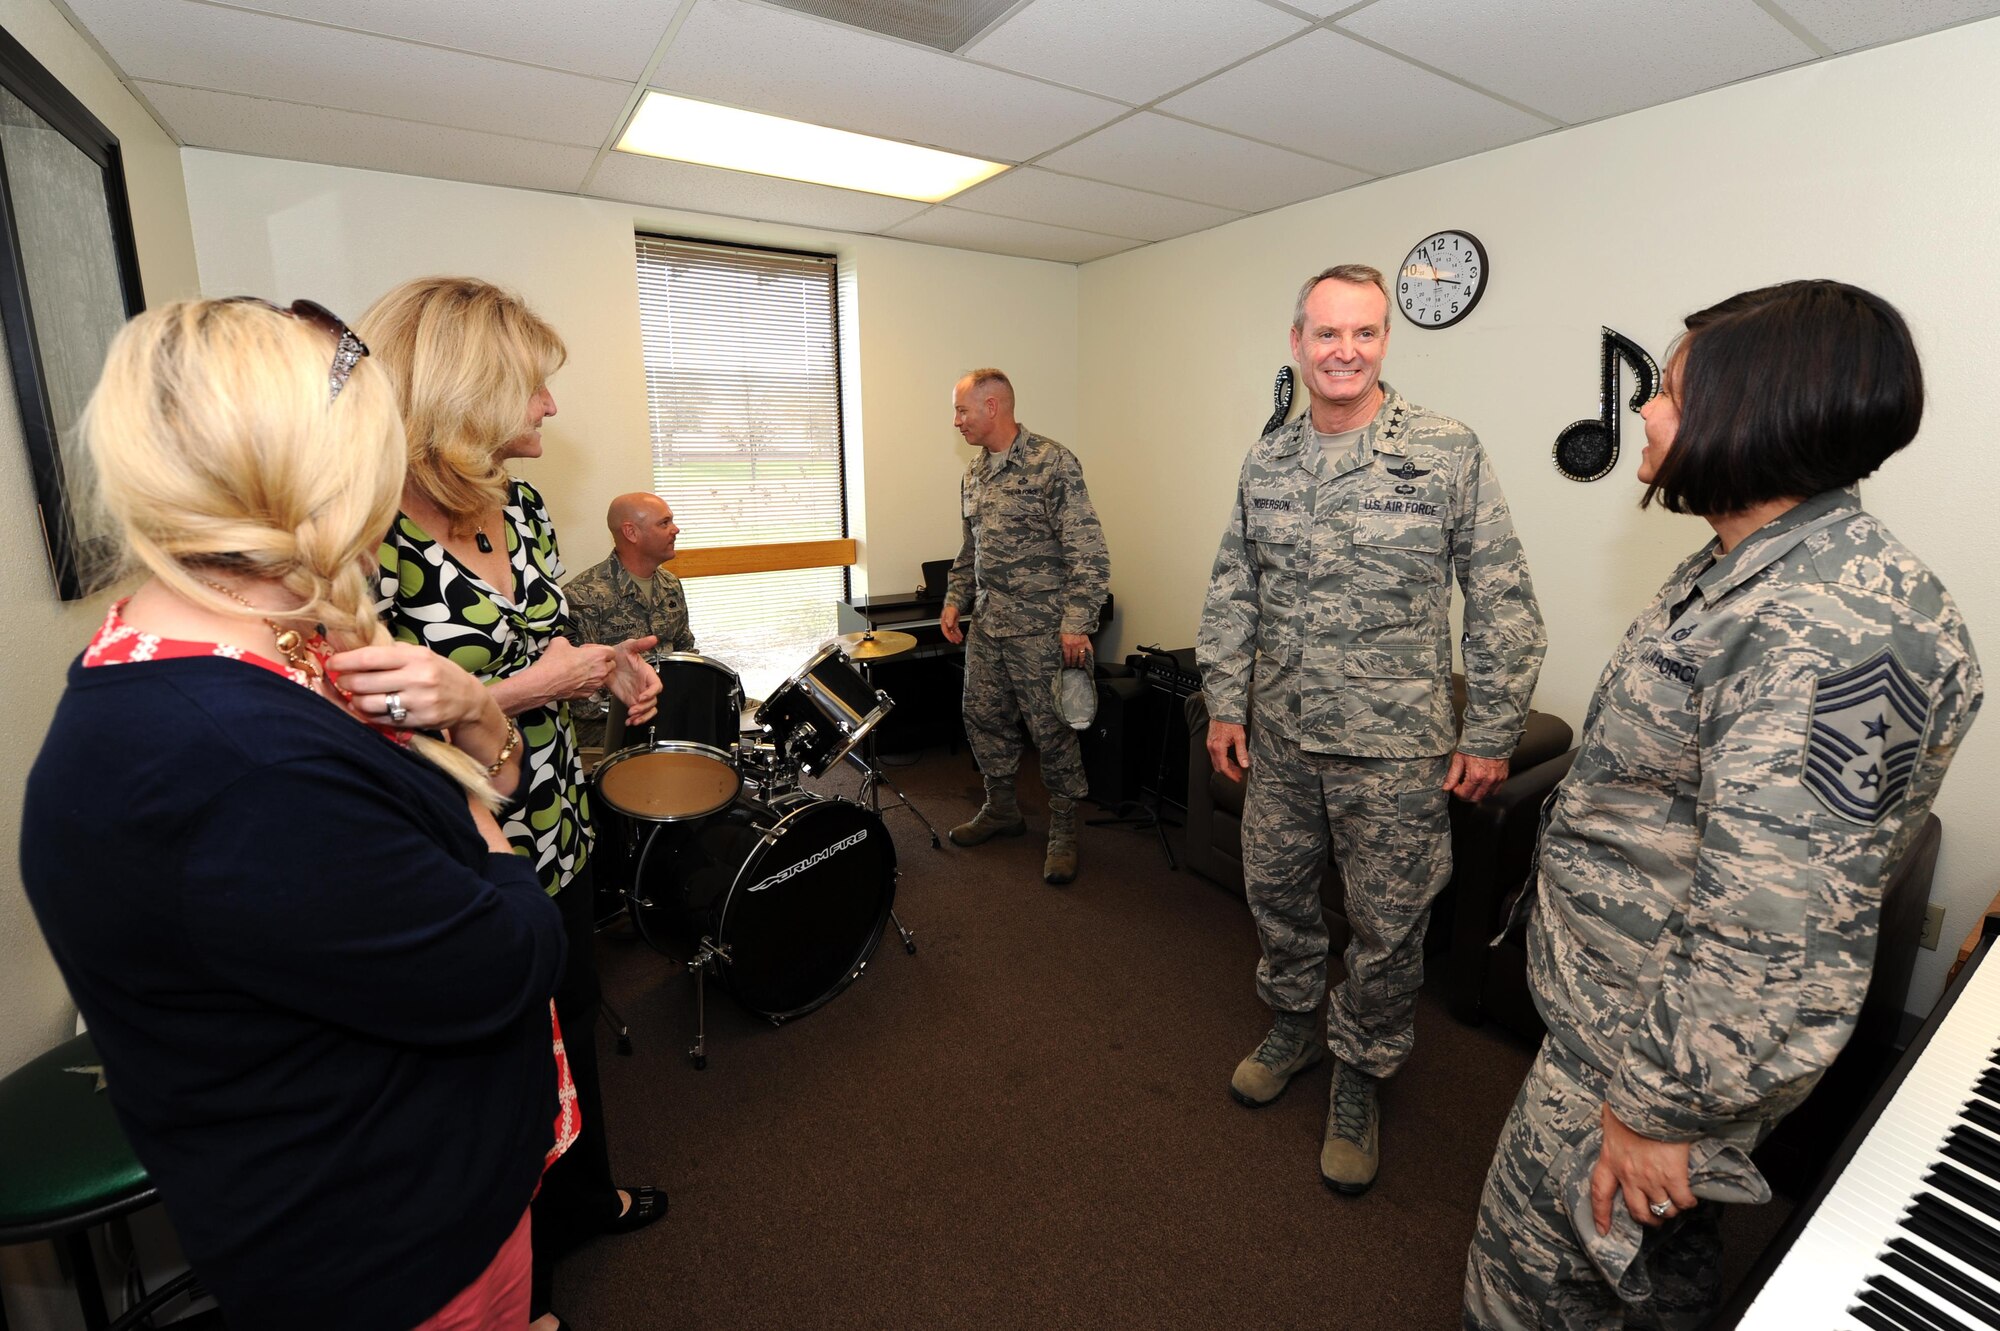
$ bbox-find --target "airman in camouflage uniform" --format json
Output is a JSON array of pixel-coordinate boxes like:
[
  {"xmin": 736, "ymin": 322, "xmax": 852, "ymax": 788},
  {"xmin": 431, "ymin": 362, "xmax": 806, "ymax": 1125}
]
[
  {"xmin": 1198, "ymin": 266, "xmax": 1544, "ymax": 1195},
  {"xmin": 566, "ymin": 492, "xmax": 694, "ymax": 749},
  {"xmin": 942, "ymin": 369, "xmax": 1110, "ymax": 886},
  {"xmin": 1463, "ymin": 491, "xmax": 1982, "ymax": 1330},
  {"xmin": 1465, "ymin": 280, "xmax": 1983, "ymax": 1329}
]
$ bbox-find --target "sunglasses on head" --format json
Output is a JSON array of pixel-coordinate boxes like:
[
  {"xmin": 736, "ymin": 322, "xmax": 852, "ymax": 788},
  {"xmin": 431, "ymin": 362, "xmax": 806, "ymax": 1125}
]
[{"xmin": 221, "ymin": 297, "xmax": 369, "ymax": 402}]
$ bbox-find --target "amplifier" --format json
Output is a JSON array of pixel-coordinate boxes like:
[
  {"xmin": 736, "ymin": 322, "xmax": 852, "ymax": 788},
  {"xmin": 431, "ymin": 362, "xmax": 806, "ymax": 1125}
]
[{"xmin": 1125, "ymin": 645, "xmax": 1201, "ymax": 697}]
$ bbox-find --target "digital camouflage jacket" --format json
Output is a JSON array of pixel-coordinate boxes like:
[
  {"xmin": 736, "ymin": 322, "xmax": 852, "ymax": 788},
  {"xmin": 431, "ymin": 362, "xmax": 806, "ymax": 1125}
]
[
  {"xmin": 946, "ymin": 427, "xmax": 1109, "ymax": 639},
  {"xmin": 1528, "ymin": 489, "xmax": 1983, "ymax": 1144},
  {"xmin": 1198, "ymin": 382, "xmax": 1545, "ymax": 759}
]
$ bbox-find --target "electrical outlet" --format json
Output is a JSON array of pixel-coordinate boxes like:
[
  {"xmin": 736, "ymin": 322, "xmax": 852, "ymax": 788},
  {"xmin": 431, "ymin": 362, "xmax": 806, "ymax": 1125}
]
[{"xmin": 1921, "ymin": 903, "xmax": 1946, "ymax": 951}]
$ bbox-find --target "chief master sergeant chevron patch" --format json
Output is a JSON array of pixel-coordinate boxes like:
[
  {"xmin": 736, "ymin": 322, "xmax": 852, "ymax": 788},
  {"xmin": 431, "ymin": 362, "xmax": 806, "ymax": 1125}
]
[{"xmin": 1803, "ymin": 648, "xmax": 1932, "ymax": 824}]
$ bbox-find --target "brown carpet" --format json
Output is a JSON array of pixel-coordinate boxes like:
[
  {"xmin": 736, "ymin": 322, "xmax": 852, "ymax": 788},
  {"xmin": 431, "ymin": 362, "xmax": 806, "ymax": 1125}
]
[{"xmin": 559, "ymin": 749, "xmax": 1789, "ymax": 1330}]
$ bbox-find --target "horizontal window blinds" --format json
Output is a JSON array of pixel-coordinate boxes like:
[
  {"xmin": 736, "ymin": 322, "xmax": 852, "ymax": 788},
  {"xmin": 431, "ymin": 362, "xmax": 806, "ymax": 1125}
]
[{"xmin": 634, "ymin": 235, "xmax": 846, "ymax": 700}]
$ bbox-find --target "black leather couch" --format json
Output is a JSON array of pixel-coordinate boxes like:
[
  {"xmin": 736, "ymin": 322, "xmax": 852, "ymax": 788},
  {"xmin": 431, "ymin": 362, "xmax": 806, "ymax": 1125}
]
[{"xmin": 1181, "ymin": 681, "xmax": 1576, "ymax": 958}]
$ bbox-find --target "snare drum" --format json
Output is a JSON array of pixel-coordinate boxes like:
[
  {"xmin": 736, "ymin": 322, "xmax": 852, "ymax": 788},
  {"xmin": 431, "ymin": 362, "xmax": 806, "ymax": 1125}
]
[
  {"xmin": 755, "ymin": 643, "xmax": 893, "ymax": 776},
  {"xmin": 594, "ymin": 740, "xmax": 740, "ymax": 823}
]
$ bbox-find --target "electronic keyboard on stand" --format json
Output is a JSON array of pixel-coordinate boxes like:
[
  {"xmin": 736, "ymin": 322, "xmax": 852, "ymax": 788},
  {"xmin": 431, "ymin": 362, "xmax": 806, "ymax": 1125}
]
[{"xmin": 1724, "ymin": 922, "xmax": 2000, "ymax": 1329}]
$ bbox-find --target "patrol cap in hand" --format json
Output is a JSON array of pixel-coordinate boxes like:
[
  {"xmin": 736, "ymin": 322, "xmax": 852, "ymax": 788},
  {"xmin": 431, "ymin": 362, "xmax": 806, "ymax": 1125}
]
[{"xmin": 1054, "ymin": 666, "xmax": 1097, "ymax": 730}]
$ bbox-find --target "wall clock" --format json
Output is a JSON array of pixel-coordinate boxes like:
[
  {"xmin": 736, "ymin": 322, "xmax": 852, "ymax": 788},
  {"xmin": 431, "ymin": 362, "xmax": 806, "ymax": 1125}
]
[{"xmin": 1396, "ymin": 230, "xmax": 1487, "ymax": 329}]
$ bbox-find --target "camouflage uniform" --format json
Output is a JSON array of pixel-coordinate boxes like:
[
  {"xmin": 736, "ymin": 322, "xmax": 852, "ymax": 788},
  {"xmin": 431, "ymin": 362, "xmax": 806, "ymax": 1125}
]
[
  {"xmin": 1197, "ymin": 382, "xmax": 1545, "ymax": 1077},
  {"xmin": 564, "ymin": 552, "xmax": 695, "ymax": 748},
  {"xmin": 1464, "ymin": 489, "xmax": 1983, "ymax": 1330},
  {"xmin": 947, "ymin": 426, "xmax": 1109, "ymax": 800}
]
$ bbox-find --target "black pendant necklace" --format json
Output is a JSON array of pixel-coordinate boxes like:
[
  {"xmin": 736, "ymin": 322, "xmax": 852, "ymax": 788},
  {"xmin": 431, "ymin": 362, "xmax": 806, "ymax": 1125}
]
[{"xmin": 474, "ymin": 527, "xmax": 492, "ymax": 553}]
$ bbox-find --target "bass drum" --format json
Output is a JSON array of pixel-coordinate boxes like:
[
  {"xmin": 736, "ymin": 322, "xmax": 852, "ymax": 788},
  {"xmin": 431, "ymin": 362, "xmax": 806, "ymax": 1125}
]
[{"xmin": 629, "ymin": 795, "xmax": 896, "ymax": 1022}]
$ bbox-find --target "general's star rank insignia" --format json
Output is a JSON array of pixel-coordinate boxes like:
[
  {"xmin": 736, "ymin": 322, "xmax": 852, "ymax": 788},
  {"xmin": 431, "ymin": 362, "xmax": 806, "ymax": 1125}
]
[{"xmin": 1803, "ymin": 649, "xmax": 1931, "ymax": 824}]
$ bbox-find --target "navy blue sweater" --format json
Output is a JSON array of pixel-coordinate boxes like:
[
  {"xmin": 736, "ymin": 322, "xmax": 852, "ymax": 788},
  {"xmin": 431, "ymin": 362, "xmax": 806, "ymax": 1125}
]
[{"xmin": 21, "ymin": 656, "xmax": 565, "ymax": 1329}]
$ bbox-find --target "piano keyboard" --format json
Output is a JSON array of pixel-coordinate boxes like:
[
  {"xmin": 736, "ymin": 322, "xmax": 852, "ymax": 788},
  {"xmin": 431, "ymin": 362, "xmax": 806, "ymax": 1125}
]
[{"xmin": 1737, "ymin": 944, "xmax": 2000, "ymax": 1329}]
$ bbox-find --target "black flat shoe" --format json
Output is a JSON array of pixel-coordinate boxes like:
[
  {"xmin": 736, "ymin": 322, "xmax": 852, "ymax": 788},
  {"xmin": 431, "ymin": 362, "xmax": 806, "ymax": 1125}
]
[{"xmin": 605, "ymin": 1184, "xmax": 667, "ymax": 1234}]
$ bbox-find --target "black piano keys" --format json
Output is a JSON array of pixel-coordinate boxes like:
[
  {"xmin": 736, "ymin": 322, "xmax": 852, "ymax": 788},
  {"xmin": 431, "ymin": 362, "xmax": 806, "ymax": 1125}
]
[
  {"xmin": 1883, "ymin": 1240, "xmax": 2000, "ymax": 1325},
  {"xmin": 1859, "ymin": 1273, "xmax": 1977, "ymax": 1331},
  {"xmin": 1843, "ymin": 1067, "xmax": 2000, "ymax": 1330}
]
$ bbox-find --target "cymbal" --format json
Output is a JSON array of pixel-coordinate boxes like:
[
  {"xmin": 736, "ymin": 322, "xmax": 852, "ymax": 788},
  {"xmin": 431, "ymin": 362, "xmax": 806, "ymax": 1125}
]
[{"xmin": 837, "ymin": 629, "xmax": 917, "ymax": 661}]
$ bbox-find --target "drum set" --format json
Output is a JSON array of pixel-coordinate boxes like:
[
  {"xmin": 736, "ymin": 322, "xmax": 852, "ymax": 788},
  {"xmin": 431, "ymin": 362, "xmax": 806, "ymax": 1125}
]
[{"xmin": 591, "ymin": 632, "xmax": 939, "ymax": 1068}]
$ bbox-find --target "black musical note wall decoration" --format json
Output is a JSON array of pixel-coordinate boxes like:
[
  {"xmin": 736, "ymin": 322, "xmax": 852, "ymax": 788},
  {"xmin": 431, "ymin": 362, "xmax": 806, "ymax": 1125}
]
[
  {"xmin": 1263, "ymin": 365, "xmax": 1295, "ymax": 437},
  {"xmin": 1553, "ymin": 328, "xmax": 1661, "ymax": 482}
]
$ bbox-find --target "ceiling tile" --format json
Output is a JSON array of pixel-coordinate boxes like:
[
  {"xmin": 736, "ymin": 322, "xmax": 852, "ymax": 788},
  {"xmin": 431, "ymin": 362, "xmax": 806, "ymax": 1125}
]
[
  {"xmin": 964, "ymin": 0, "xmax": 1308, "ymax": 105},
  {"xmin": 1772, "ymin": 0, "xmax": 2000, "ymax": 53},
  {"xmin": 649, "ymin": 0, "xmax": 1125, "ymax": 162},
  {"xmin": 63, "ymin": 0, "xmax": 630, "ymax": 147},
  {"xmin": 1269, "ymin": 0, "xmax": 1356, "ymax": 15},
  {"xmin": 1161, "ymin": 29, "xmax": 1551, "ymax": 174},
  {"xmin": 591, "ymin": 152, "xmax": 931, "ymax": 232},
  {"xmin": 211, "ymin": 0, "xmax": 677, "ymax": 81},
  {"xmin": 884, "ymin": 209, "xmax": 1140, "ymax": 264},
  {"xmin": 1337, "ymin": 0, "xmax": 1817, "ymax": 124},
  {"xmin": 1038, "ymin": 113, "xmax": 1369, "ymax": 211},
  {"xmin": 949, "ymin": 167, "xmax": 1242, "ymax": 242},
  {"xmin": 137, "ymin": 84, "xmax": 599, "ymax": 193}
]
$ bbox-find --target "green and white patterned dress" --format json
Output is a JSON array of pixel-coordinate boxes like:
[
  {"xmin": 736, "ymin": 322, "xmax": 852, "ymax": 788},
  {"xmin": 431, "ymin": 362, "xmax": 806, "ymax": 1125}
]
[{"xmin": 378, "ymin": 478, "xmax": 590, "ymax": 896}]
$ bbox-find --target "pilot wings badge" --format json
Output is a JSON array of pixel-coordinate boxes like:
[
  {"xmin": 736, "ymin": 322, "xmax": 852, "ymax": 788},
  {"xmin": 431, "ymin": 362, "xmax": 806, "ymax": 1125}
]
[{"xmin": 1384, "ymin": 458, "xmax": 1432, "ymax": 495}]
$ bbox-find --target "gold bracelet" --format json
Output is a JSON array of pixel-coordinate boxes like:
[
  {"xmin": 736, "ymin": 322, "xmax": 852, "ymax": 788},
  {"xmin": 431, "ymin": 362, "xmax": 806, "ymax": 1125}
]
[{"xmin": 484, "ymin": 715, "xmax": 520, "ymax": 778}]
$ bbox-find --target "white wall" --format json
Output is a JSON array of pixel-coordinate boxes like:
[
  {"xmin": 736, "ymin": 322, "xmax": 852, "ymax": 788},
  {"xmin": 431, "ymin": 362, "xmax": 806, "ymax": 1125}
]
[
  {"xmin": 0, "ymin": 0, "xmax": 198, "ymax": 1078},
  {"xmin": 179, "ymin": 152, "xmax": 1078, "ymax": 601},
  {"xmin": 0, "ymin": 2, "xmax": 198, "ymax": 1323},
  {"xmin": 1077, "ymin": 17, "xmax": 2000, "ymax": 1013}
]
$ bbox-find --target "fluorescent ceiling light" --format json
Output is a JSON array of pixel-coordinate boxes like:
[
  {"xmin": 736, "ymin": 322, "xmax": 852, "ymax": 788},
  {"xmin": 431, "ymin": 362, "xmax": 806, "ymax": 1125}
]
[{"xmin": 616, "ymin": 91, "xmax": 1008, "ymax": 203}]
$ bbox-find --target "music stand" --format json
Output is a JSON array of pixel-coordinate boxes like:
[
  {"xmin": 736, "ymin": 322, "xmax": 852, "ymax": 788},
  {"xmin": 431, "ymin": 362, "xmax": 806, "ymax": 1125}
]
[{"xmin": 1086, "ymin": 645, "xmax": 1185, "ymax": 869}]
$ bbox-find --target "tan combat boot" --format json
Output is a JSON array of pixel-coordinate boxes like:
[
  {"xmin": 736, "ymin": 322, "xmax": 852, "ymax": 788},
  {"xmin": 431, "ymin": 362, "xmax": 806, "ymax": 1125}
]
[
  {"xmin": 949, "ymin": 777, "xmax": 1027, "ymax": 847},
  {"xmin": 1043, "ymin": 796, "xmax": 1080, "ymax": 885},
  {"xmin": 1229, "ymin": 1009, "xmax": 1323, "ymax": 1107},
  {"xmin": 1320, "ymin": 1057, "xmax": 1381, "ymax": 1196}
]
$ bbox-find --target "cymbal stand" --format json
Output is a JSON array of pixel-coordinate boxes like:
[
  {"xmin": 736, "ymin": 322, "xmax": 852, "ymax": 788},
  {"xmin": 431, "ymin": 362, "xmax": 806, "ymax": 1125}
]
[{"xmin": 844, "ymin": 659, "xmax": 944, "ymax": 852}]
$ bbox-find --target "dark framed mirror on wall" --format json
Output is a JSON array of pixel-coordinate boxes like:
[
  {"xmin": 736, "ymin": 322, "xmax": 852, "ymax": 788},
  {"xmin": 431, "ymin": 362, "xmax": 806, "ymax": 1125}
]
[{"xmin": 0, "ymin": 23, "xmax": 145, "ymax": 601}]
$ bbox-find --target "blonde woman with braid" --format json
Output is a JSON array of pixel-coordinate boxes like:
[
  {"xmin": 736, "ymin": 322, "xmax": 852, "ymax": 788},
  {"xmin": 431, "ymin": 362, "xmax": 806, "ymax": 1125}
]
[
  {"xmin": 360, "ymin": 277, "xmax": 664, "ymax": 1331},
  {"xmin": 22, "ymin": 299, "xmax": 569, "ymax": 1330}
]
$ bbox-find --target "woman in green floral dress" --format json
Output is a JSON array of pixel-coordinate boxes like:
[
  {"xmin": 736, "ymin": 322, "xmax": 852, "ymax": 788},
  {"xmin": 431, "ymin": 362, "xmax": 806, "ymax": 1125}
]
[{"xmin": 363, "ymin": 277, "xmax": 664, "ymax": 1331}]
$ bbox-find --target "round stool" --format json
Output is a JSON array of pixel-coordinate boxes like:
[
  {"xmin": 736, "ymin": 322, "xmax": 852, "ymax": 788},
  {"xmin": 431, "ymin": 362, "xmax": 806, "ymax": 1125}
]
[{"xmin": 0, "ymin": 1033, "xmax": 200, "ymax": 1329}]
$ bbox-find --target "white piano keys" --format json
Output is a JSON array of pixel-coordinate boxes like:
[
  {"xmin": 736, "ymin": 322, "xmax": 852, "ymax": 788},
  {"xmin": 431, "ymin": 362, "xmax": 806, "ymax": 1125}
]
[{"xmin": 1735, "ymin": 948, "xmax": 2000, "ymax": 1329}]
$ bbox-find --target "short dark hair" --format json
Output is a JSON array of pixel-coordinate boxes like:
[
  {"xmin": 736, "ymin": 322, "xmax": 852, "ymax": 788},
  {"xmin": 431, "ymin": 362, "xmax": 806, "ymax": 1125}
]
[{"xmin": 1644, "ymin": 280, "xmax": 1924, "ymax": 517}]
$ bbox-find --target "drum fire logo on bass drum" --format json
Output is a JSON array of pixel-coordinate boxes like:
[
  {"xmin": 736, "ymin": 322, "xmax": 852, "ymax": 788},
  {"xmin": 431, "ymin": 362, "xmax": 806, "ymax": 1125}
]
[{"xmin": 745, "ymin": 828, "xmax": 869, "ymax": 893}]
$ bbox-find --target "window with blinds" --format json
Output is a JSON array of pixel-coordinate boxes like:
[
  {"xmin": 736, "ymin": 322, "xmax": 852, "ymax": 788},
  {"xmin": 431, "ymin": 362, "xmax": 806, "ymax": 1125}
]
[{"xmin": 634, "ymin": 235, "xmax": 846, "ymax": 701}]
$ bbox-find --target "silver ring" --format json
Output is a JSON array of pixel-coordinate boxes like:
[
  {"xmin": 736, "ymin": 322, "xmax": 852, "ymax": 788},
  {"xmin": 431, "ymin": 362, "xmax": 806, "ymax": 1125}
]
[
  {"xmin": 385, "ymin": 692, "xmax": 409, "ymax": 724},
  {"xmin": 1648, "ymin": 1200, "xmax": 1672, "ymax": 1219}
]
